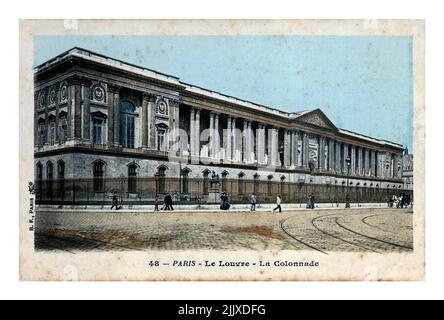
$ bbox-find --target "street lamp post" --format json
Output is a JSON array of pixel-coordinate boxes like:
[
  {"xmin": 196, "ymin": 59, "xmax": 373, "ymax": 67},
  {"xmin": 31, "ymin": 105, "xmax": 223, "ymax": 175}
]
[
  {"xmin": 154, "ymin": 173, "xmax": 159, "ymax": 199},
  {"xmin": 345, "ymin": 156, "xmax": 351, "ymax": 208}
]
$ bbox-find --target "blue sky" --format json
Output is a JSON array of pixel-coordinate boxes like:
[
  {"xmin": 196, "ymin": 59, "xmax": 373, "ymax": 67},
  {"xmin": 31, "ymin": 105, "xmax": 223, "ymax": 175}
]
[{"xmin": 34, "ymin": 35, "xmax": 413, "ymax": 151}]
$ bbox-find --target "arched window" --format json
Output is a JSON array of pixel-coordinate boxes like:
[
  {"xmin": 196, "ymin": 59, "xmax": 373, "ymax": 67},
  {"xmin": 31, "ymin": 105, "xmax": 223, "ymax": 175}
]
[
  {"xmin": 57, "ymin": 160, "xmax": 65, "ymax": 198},
  {"xmin": 46, "ymin": 162, "xmax": 54, "ymax": 198},
  {"xmin": 203, "ymin": 170, "xmax": 210, "ymax": 195},
  {"xmin": 120, "ymin": 101, "xmax": 136, "ymax": 148},
  {"xmin": 156, "ymin": 166, "xmax": 167, "ymax": 195},
  {"xmin": 93, "ymin": 161, "xmax": 105, "ymax": 192},
  {"xmin": 182, "ymin": 168, "xmax": 191, "ymax": 194},
  {"xmin": 221, "ymin": 171, "xmax": 228, "ymax": 192},
  {"xmin": 128, "ymin": 163, "xmax": 138, "ymax": 193},
  {"xmin": 267, "ymin": 175, "xmax": 273, "ymax": 195},
  {"xmin": 238, "ymin": 172, "xmax": 245, "ymax": 194}
]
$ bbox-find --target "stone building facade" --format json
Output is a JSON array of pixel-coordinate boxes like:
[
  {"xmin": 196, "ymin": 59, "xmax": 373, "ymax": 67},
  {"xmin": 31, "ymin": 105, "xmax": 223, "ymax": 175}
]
[
  {"xmin": 402, "ymin": 153, "xmax": 414, "ymax": 191},
  {"xmin": 34, "ymin": 48, "xmax": 408, "ymax": 204}
]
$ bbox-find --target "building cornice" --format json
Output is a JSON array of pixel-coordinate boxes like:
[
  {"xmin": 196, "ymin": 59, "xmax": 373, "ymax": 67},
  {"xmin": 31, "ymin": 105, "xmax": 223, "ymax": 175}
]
[{"xmin": 34, "ymin": 47, "xmax": 405, "ymax": 152}]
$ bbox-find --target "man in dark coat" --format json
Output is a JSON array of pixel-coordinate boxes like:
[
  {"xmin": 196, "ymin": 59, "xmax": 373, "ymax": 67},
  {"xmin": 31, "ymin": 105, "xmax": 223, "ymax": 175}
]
[
  {"xmin": 110, "ymin": 191, "xmax": 118, "ymax": 210},
  {"xmin": 164, "ymin": 193, "xmax": 174, "ymax": 211},
  {"xmin": 310, "ymin": 193, "xmax": 315, "ymax": 209},
  {"xmin": 220, "ymin": 192, "xmax": 230, "ymax": 211}
]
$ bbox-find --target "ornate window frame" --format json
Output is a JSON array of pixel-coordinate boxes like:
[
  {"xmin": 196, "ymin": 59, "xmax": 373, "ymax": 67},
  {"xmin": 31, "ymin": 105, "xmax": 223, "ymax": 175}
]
[
  {"xmin": 37, "ymin": 89, "xmax": 46, "ymax": 111},
  {"xmin": 59, "ymin": 81, "xmax": 68, "ymax": 104}
]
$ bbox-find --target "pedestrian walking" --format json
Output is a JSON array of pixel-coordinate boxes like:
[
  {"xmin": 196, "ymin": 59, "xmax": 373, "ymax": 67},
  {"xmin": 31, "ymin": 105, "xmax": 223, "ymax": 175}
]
[
  {"xmin": 306, "ymin": 194, "xmax": 311, "ymax": 209},
  {"xmin": 164, "ymin": 193, "xmax": 174, "ymax": 211},
  {"xmin": 310, "ymin": 193, "xmax": 315, "ymax": 210},
  {"xmin": 250, "ymin": 193, "xmax": 257, "ymax": 211},
  {"xmin": 110, "ymin": 191, "xmax": 119, "ymax": 210},
  {"xmin": 273, "ymin": 194, "xmax": 282, "ymax": 213},
  {"xmin": 220, "ymin": 192, "xmax": 231, "ymax": 211},
  {"xmin": 154, "ymin": 196, "xmax": 159, "ymax": 212}
]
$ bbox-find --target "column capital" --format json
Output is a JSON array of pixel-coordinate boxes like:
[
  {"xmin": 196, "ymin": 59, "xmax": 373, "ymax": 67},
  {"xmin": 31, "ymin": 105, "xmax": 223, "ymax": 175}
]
[
  {"xmin": 142, "ymin": 92, "xmax": 157, "ymax": 102},
  {"xmin": 107, "ymin": 84, "xmax": 122, "ymax": 94},
  {"xmin": 168, "ymin": 97, "xmax": 181, "ymax": 107}
]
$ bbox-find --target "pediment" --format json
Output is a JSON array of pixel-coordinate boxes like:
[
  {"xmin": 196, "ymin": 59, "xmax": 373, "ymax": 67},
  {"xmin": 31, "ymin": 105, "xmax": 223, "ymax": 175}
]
[{"xmin": 296, "ymin": 109, "xmax": 337, "ymax": 131}]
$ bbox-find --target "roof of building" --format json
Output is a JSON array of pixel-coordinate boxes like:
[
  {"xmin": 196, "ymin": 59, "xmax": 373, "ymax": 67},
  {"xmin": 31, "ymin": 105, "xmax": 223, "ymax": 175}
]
[{"xmin": 34, "ymin": 47, "xmax": 404, "ymax": 150}]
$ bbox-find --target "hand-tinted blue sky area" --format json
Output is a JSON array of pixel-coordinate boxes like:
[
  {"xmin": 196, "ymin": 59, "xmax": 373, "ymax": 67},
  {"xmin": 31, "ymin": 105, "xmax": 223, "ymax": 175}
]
[{"xmin": 34, "ymin": 35, "xmax": 413, "ymax": 151}]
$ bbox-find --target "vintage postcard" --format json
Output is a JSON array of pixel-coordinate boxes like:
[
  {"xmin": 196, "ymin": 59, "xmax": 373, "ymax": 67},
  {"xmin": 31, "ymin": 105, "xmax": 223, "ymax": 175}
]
[{"xmin": 19, "ymin": 19, "xmax": 425, "ymax": 281}]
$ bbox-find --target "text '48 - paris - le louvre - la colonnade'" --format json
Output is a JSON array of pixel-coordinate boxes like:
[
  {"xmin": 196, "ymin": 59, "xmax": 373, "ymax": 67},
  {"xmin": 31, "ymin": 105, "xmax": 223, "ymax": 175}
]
[{"xmin": 34, "ymin": 47, "xmax": 411, "ymax": 205}]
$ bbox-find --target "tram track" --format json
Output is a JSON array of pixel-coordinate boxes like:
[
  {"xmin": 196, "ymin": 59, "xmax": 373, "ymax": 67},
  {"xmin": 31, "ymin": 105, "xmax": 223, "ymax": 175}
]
[
  {"xmin": 279, "ymin": 219, "xmax": 328, "ymax": 255},
  {"xmin": 335, "ymin": 217, "xmax": 413, "ymax": 251},
  {"xmin": 311, "ymin": 215, "xmax": 380, "ymax": 253},
  {"xmin": 280, "ymin": 212, "xmax": 413, "ymax": 254}
]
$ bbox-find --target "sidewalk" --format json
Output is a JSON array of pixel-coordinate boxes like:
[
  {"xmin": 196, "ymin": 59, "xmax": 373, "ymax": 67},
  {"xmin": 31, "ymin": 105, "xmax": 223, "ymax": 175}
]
[{"xmin": 36, "ymin": 202, "xmax": 392, "ymax": 213}]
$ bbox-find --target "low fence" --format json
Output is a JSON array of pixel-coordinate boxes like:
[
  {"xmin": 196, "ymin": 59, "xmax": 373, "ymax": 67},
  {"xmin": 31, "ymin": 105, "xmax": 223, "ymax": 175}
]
[{"xmin": 35, "ymin": 177, "xmax": 413, "ymax": 206}]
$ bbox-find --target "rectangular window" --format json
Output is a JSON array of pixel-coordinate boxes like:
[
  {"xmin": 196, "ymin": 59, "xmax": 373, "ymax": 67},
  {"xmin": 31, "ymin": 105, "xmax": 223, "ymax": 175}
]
[
  {"xmin": 157, "ymin": 128, "xmax": 166, "ymax": 151},
  {"xmin": 58, "ymin": 117, "xmax": 68, "ymax": 144},
  {"xmin": 127, "ymin": 116, "xmax": 135, "ymax": 148},
  {"xmin": 92, "ymin": 119, "xmax": 103, "ymax": 144},
  {"xmin": 38, "ymin": 123, "xmax": 45, "ymax": 147},
  {"xmin": 49, "ymin": 120, "xmax": 56, "ymax": 145},
  {"xmin": 121, "ymin": 115, "xmax": 135, "ymax": 148}
]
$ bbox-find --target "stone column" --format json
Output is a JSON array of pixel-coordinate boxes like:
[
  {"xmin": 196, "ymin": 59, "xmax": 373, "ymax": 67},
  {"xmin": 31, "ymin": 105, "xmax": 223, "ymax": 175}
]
[
  {"xmin": 105, "ymin": 85, "xmax": 120, "ymax": 147},
  {"xmin": 358, "ymin": 147, "xmax": 363, "ymax": 175},
  {"xmin": 256, "ymin": 124, "xmax": 264, "ymax": 164},
  {"xmin": 261, "ymin": 124, "xmax": 266, "ymax": 164},
  {"xmin": 226, "ymin": 116, "xmax": 232, "ymax": 161},
  {"xmin": 141, "ymin": 94, "xmax": 150, "ymax": 148},
  {"xmin": 248, "ymin": 121, "xmax": 253, "ymax": 162},
  {"xmin": 242, "ymin": 120, "xmax": 248, "ymax": 163},
  {"xmin": 262, "ymin": 125, "xmax": 267, "ymax": 164},
  {"xmin": 82, "ymin": 83, "xmax": 91, "ymax": 141},
  {"xmin": 374, "ymin": 151, "xmax": 379, "ymax": 177},
  {"xmin": 334, "ymin": 141, "xmax": 340, "ymax": 173},
  {"xmin": 215, "ymin": 113, "xmax": 220, "ymax": 159},
  {"xmin": 341, "ymin": 143, "xmax": 347, "ymax": 173},
  {"xmin": 319, "ymin": 137, "xmax": 326, "ymax": 170},
  {"xmin": 290, "ymin": 131, "xmax": 296, "ymax": 167},
  {"xmin": 377, "ymin": 152, "xmax": 383, "ymax": 177},
  {"xmin": 296, "ymin": 131, "xmax": 302, "ymax": 167},
  {"xmin": 349, "ymin": 145, "xmax": 355, "ymax": 175},
  {"xmin": 209, "ymin": 113, "xmax": 215, "ymax": 158},
  {"xmin": 328, "ymin": 139, "xmax": 335, "ymax": 172},
  {"xmin": 170, "ymin": 99, "xmax": 180, "ymax": 154},
  {"xmin": 74, "ymin": 82, "xmax": 82, "ymax": 140},
  {"xmin": 195, "ymin": 109, "xmax": 201, "ymax": 157},
  {"xmin": 364, "ymin": 149, "xmax": 370, "ymax": 176},
  {"xmin": 268, "ymin": 127, "xmax": 275, "ymax": 166},
  {"xmin": 189, "ymin": 108, "xmax": 195, "ymax": 156},
  {"xmin": 284, "ymin": 130, "xmax": 291, "ymax": 167},
  {"xmin": 232, "ymin": 118, "xmax": 238, "ymax": 161},
  {"xmin": 302, "ymin": 132, "xmax": 309, "ymax": 168},
  {"xmin": 147, "ymin": 94, "xmax": 156, "ymax": 149}
]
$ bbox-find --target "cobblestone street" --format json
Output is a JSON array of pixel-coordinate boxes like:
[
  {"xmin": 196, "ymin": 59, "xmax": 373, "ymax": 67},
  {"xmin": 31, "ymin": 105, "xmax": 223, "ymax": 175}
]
[{"xmin": 35, "ymin": 208, "xmax": 413, "ymax": 254}]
